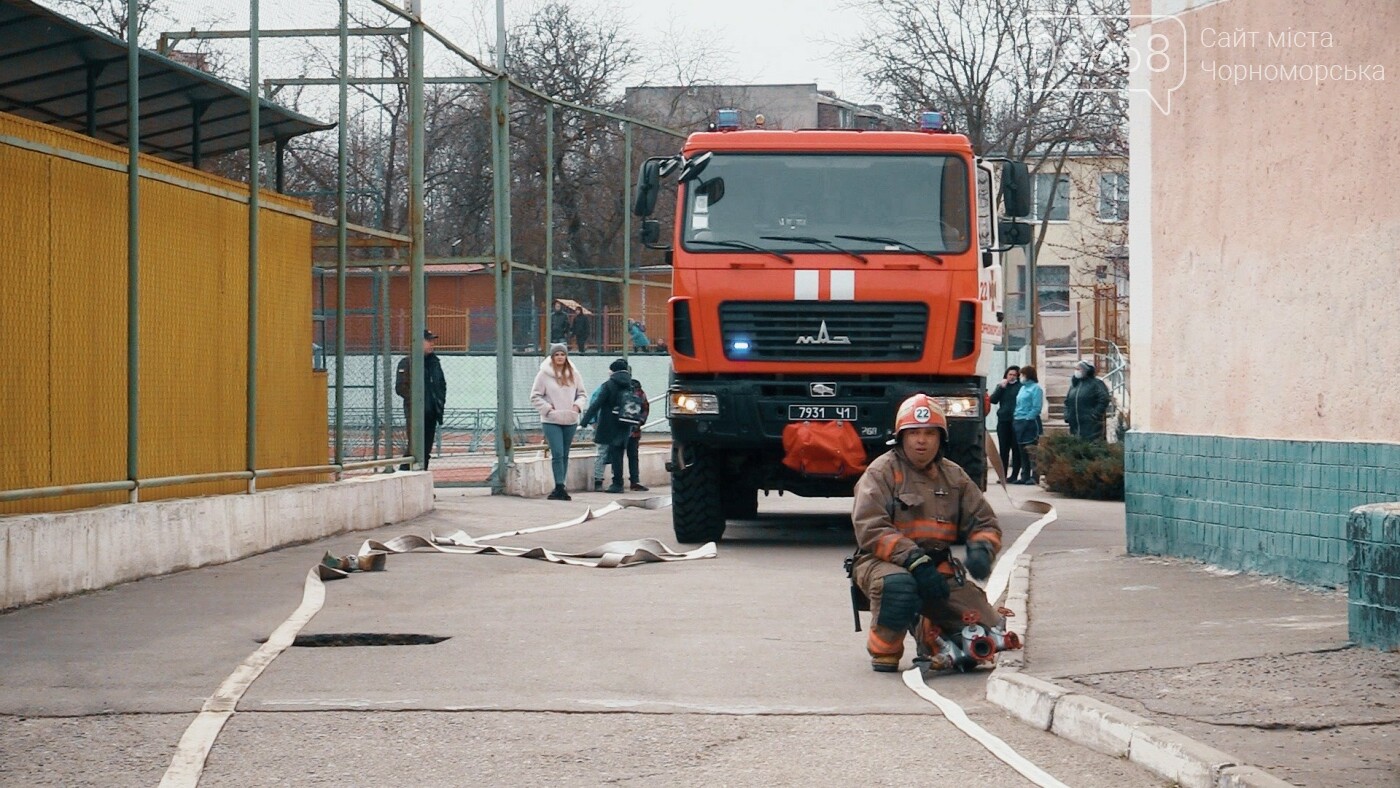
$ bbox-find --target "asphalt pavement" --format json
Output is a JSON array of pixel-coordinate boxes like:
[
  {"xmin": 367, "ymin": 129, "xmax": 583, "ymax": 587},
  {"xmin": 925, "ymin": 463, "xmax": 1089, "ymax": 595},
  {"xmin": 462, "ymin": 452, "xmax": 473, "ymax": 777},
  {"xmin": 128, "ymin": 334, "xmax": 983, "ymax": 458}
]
[{"xmin": 7, "ymin": 479, "xmax": 1392, "ymax": 786}]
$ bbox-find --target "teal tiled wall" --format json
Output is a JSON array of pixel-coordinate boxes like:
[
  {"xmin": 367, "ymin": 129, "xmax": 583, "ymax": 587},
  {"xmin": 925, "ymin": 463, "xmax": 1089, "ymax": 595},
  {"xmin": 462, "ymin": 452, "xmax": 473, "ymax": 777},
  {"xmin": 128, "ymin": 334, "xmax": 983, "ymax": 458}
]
[
  {"xmin": 1125, "ymin": 432, "xmax": 1400, "ymax": 587},
  {"xmin": 1348, "ymin": 504, "xmax": 1400, "ymax": 649}
]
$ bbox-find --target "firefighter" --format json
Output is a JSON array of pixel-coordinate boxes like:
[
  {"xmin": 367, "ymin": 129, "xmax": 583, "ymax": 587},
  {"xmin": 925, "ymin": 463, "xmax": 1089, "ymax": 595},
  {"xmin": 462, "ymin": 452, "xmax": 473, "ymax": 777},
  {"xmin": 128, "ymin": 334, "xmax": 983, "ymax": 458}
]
[{"xmin": 850, "ymin": 394, "xmax": 1003, "ymax": 672}]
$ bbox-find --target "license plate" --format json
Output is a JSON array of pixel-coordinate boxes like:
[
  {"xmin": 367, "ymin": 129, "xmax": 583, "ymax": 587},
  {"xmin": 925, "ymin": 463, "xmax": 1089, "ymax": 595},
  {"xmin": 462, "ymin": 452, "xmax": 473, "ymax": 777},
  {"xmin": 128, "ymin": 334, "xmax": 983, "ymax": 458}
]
[{"xmin": 788, "ymin": 404, "xmax": 858, "ymax": 421}]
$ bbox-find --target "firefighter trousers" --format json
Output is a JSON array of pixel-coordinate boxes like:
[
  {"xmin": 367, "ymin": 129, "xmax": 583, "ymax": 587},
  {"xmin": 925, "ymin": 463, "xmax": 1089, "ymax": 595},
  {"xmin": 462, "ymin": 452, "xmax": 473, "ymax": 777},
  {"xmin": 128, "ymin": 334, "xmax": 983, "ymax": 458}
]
[{"xmin": 853, "ymin": 553, "xmax": 1001, "ymax": 662}]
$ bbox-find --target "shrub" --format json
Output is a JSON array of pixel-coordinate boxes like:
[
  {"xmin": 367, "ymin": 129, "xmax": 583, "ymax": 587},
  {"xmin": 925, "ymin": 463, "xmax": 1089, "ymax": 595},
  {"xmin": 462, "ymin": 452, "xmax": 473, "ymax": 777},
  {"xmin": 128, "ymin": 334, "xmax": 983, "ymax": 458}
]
[{"xmin": 1036, "ymin": 433, "xmax": 1124, "ymax": 500}]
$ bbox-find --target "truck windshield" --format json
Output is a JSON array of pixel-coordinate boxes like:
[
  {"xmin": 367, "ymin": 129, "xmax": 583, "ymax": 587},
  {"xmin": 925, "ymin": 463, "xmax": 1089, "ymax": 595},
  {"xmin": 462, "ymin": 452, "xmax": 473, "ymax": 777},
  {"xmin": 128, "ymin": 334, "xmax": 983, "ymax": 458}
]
[{"xmin": 681, "ymin": 153, "xmax": 971, "ymax": 255}]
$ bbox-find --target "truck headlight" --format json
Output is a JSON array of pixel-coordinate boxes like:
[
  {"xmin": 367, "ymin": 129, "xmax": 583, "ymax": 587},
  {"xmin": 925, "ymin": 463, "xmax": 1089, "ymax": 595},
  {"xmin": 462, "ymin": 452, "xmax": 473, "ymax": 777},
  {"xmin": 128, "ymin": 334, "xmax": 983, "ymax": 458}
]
[
  {"xmin": 668, "ymin": 392, "xmax": 720, "ymax": 416},
  {"xmin": 932, "ymin": 395, "xmax": 981, "ymax": 418}
]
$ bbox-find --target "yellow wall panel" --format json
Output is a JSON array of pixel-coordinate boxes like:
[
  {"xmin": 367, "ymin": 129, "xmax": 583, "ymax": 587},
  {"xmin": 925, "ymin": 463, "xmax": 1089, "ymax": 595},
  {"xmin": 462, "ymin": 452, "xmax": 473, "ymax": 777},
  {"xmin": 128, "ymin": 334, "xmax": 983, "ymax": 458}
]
[
  {"xmin": 45, "ymin": 158, "xmax": 128, "ymax": 504},
  {"xmin": 0, "ymin": 146, "xmax": 53, "ymax": 501},
  {"xmin": 1, "ymin": 110, "xmax": 331, "ymax": 513}
]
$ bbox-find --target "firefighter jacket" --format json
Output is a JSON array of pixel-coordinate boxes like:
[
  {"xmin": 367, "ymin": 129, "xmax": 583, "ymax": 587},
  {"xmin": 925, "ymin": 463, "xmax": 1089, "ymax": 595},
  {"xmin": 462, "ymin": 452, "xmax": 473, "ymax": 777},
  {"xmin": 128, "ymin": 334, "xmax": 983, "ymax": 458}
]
[{"xmin": 852, "ymin": 447, "xmax": 1002, "ymax": 571}]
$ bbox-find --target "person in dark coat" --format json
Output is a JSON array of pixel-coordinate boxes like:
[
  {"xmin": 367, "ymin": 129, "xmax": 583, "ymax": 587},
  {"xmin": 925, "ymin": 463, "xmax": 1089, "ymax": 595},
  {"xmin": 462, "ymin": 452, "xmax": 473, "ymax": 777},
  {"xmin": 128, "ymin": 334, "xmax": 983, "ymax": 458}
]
[
  {"xmin": 579, "ymin": 358, "xmax": 632, "ymax": 493},
  {"xmin": 549, "ymin": 301, "xmax": 571, "ymax": 345},
  {"xmin": 396, "ymin": 329, "xmax": 448, "ymax": 470},
  {"xmin": 1065, "ymin": 359, "xmax": 1112, "ymax": 441},
  {"xmin": 988, "ymin": 365, "xmax": 1024, "ymax": 481},
  {"xmin": 570, "ymin": 308, "xmax": 591, "ymax": 353}
]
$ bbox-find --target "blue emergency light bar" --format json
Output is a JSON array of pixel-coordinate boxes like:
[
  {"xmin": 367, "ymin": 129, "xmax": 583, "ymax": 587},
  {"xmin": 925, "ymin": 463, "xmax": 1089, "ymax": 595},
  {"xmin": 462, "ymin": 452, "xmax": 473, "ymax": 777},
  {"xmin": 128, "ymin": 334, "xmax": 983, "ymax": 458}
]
[
  {"xmin": 919, "ymin": 111, "xmax": 946, "ymax": 132},
  {"xmin": 715, "ymin": 108, "xmax": 741, "ymax": 130}
]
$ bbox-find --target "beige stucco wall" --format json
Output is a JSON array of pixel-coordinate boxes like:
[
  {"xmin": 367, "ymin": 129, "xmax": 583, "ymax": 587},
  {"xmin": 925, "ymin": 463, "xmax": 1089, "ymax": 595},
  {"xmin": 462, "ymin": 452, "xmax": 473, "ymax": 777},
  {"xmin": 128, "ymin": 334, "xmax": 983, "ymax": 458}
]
[{"xmin": 1132, "ymin": 0, "xmax": 1398, "ymax": 442}]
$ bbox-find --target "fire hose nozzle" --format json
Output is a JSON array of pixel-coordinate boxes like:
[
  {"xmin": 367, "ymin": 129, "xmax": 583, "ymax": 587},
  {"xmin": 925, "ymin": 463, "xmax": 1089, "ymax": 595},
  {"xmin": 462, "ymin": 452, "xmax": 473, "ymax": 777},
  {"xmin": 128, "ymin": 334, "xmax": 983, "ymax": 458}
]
[{"xmin": 961, "ymin": 624, "xmax": 997, "ymax": 661}]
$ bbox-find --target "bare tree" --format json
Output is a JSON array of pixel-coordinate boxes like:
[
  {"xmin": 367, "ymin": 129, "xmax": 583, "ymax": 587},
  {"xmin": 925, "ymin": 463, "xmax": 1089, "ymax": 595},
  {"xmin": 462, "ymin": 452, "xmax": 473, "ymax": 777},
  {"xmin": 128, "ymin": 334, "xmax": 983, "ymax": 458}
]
[
  {"xmin": 48, "ymin": 0, "xmax": 170, "ymax": 44},
  {"xmin": 843, "ymin": 0, "xmax": 1130, "ymax": 349},
  {"xmin": 506, "ymin": 2, "xmax": 639, "ymax": 293}
]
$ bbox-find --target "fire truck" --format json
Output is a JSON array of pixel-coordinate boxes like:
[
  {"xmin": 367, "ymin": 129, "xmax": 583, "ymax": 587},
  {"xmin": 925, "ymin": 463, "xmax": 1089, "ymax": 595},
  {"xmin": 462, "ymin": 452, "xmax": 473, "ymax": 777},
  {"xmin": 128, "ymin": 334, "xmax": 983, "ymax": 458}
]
[{"xmin": 633, "ymin": 110, "xmax": 1031, "ymax": 543}]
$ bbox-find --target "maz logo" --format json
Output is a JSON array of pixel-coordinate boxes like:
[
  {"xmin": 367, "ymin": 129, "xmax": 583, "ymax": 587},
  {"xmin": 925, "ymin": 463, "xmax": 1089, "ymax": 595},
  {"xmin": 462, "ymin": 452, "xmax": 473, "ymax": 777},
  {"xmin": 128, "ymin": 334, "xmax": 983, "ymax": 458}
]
[{"xmin": 795, "ymin": 320, "xmax": 850, "ymax": 345}]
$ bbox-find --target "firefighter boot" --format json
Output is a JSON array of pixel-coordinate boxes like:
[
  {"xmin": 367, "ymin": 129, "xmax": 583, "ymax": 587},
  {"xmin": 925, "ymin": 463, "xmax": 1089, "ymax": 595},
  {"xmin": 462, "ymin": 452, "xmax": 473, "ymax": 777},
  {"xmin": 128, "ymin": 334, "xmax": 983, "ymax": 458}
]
[{"xmin": 867, "ymin": 624, "xmax": 905, "ymax": 672}]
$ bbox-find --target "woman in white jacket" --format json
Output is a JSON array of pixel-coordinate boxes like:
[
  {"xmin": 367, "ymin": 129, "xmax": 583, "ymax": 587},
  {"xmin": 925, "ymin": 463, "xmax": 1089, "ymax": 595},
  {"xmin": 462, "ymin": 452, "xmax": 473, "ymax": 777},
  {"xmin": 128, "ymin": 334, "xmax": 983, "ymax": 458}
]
[{"xmin": 530, "ymin": 342, "xmax": 588, "ymax": 500}]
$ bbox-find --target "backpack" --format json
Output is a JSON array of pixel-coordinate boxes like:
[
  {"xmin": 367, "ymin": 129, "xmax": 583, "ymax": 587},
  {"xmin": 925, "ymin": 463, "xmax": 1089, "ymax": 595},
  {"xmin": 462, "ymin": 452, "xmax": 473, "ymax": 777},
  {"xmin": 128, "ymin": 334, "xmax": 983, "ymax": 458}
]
[
  {"xmin": 781, "ymin": 420, "xmax": 868, "ymax": 477},
  {"xmin": 613, "ymin": 384, "xmax": 647, "ymax": 426}
]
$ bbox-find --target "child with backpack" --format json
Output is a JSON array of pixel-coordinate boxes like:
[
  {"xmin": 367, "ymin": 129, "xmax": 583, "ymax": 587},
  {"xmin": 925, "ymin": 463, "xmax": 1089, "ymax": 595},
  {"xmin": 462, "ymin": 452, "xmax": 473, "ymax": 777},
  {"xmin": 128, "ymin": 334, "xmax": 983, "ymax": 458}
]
[{"xmin": 580, "ymin": 359, "xmax": 636, "ymax": 493}]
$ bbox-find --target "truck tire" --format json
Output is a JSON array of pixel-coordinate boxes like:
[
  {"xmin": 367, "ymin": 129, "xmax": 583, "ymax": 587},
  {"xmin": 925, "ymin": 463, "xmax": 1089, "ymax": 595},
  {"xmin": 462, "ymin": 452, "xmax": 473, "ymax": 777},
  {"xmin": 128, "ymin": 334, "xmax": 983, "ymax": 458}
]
[
  {"xmin": 672, "ymin": 445, "xmax": 726, "ymax": 543},
  {"xmin": 722, "ymin": 487, "xmax": 759, "ymax": 520}
]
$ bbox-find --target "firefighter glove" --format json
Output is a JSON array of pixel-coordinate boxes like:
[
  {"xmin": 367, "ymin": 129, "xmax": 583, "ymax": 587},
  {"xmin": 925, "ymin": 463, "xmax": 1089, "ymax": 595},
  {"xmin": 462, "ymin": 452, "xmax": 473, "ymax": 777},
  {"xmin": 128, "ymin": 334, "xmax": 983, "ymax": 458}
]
[
  {"xmin": 964, "ymin": 543, "xmax": 994, "ymax": 581},
  {"xmin": 905, "ymin": 552, "xmax": 949, "ymax": 604}
]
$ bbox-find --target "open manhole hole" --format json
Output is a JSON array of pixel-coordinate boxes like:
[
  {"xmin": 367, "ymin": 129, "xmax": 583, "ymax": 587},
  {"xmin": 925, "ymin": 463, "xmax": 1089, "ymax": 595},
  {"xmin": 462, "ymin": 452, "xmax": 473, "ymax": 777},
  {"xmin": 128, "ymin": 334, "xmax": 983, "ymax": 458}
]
[{"xmin": 257, "ymin": 633, "xmax": 450, "ymax": 647}]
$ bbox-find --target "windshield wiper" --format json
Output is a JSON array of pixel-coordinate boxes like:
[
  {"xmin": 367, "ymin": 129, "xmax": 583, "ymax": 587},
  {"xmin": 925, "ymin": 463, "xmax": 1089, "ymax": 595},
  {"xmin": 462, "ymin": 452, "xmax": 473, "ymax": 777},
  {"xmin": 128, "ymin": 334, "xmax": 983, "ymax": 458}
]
[
  {"xmin": 835, "ymin": 234, "xmax": 945, "ymax": 265},
  {"xmin": 689, "ymin": 238, "xmax": 794, "ymax": 264},
  {"xmin": 759, "ymin": 235, "xmax": 868, "ymax": 265}
]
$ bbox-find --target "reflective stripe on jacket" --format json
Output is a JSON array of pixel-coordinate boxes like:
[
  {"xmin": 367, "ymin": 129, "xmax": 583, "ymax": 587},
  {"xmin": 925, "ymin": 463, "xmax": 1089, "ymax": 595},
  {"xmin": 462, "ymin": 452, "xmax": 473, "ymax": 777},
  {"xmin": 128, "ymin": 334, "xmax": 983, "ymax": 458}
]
[{"xmin": 851, "ymin": 448, "xmax": 1002, "ymax": 570}]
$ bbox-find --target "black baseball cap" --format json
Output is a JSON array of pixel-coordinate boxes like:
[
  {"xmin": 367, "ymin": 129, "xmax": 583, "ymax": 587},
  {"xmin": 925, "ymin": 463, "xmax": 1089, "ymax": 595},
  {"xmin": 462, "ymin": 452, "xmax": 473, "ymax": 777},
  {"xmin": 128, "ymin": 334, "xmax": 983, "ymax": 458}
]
[{"xmin": 423, "ymin": 329, "xmax": 438, "ymax": 340}]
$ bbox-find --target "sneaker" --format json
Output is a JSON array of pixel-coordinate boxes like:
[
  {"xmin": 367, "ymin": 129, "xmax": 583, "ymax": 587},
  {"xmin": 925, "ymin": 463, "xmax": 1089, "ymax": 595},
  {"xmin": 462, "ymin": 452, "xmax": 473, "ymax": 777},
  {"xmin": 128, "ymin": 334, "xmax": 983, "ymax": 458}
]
[
  {"xmin": 546, "ymin": 485, "xmax": 570, "ymax": 501},
  {"xmin": 605, "ymin": 483, "xmax": 624, "ymax": 494},
  {"xmin": 630, "ymin": 482, "xmax": 649, "ymax": 492}
]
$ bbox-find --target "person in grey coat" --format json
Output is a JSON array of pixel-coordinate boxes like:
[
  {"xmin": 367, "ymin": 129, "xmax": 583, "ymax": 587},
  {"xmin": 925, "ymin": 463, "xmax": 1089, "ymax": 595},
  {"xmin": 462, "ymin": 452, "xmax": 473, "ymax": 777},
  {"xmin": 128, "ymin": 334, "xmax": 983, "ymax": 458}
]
[{"xmin": 1065, "ymin": 360, "xmax": 1112, "ymax": 441}]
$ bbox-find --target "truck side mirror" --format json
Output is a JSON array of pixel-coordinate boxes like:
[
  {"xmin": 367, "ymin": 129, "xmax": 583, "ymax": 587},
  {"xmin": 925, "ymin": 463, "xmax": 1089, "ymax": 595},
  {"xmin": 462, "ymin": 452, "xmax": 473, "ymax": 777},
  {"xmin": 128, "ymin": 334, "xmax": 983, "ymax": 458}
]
[
  {"xmin": 634, "ymin": 158, "xmax": 661, "ymax": 217},
  {"xmin": 677, "ymin": 151, "xmax": 712, "ymax": 183},
  {"xmin": 640, "ymin": 219, "xmax": 661, "ymax": 246},
  {"xmin": 999, "ymin": 220, "xmax": 1033, "ymax": 246},
  {"xmin": 1001, "ymin": 162, "xmax": 1031, "ymax": 218}
]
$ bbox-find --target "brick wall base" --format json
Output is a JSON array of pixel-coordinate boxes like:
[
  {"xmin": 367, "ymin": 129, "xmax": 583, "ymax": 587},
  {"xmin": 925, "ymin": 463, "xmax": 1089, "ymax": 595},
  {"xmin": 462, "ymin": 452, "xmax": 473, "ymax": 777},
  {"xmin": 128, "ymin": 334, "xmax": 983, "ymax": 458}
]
[
  {"xmin": 1125, "ymin": 432, "xmax": 1400, "ymax": 588},
  {"xmin": 1348, "ymin": 503, "xmax": 1400, "ymax": 650}
]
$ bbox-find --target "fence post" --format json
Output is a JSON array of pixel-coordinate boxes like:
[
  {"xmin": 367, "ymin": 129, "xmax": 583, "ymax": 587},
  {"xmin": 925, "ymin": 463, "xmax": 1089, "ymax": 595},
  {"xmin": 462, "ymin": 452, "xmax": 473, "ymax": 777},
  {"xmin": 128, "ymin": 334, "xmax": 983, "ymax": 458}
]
[
  {"xmin": 407, "ymin": 1, "xmax": 426, "ymax": 470},
  {"xmin": 125, "ymin": 0, "xmax": 140, "ymax": 503},
  {"xmin": 490, "ymin": 0, "xmax": 514, "ymax": 494},
  {"xmin": 246, "ymin": 0, "xmax": 261, "ymax": 493}
]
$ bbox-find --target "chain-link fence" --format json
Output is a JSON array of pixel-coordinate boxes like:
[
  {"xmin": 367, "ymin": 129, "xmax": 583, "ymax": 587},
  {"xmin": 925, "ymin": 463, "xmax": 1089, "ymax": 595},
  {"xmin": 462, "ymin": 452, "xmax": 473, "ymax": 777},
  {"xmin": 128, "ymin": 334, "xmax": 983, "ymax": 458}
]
[{"xmin": 3, "ymin": 0, "xmax": 686, "ymax": 513}]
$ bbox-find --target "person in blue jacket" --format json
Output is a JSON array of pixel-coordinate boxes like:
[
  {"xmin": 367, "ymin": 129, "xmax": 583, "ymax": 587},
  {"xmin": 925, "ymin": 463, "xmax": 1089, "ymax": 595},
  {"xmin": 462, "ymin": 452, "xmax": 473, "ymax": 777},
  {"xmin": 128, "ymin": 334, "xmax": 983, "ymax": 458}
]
[
  {"xmin": 1011, "ymin": 364, "xmax": 1043, "ymax": 485},
  {"xmin": 627, "ymin": 319, "xmax": 651, "ymax": 352}
]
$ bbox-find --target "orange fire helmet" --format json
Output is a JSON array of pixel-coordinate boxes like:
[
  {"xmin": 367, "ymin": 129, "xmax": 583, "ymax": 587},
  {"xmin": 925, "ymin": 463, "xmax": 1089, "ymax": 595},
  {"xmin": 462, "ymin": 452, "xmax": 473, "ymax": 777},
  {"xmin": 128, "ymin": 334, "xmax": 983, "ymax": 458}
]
[{"xmin": 888, "ymin": 393, "xmax": 948, "ymax": 445}]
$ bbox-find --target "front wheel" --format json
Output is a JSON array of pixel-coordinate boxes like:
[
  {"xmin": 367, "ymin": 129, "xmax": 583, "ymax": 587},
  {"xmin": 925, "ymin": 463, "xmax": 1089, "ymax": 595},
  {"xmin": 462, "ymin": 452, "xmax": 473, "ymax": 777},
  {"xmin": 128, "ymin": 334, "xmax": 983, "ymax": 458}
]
[{"xmin": 672, "ymin": 444, "xmax": 726, "ymax": 544}]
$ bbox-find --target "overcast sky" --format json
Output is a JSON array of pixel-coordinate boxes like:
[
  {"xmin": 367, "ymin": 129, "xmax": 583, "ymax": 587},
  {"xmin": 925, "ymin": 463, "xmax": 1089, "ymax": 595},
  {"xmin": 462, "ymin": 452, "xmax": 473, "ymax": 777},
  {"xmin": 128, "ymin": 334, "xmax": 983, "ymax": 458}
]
[{"xmin": 42, "ymin": 0, "xmax": 883, "ymax": 105}]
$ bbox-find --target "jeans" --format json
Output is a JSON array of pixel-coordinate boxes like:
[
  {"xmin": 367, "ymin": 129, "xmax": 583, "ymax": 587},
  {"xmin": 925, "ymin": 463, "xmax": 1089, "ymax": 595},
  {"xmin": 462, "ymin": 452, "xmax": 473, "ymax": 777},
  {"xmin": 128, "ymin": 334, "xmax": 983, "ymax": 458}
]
[
  {"xmin": 604, "ymin": 442, "xmax": 624, "ymax": 484},
  {"xmin": 542, "ymin": 423, "xmax": 577, "ymax": 487},
  {"xmin": 996, "ymin": 421, "xmax": 1025, "ymax": 481},
  {"xmin": 593, "ymin": 446, "xmax": 609, "ymax": 482},
  {"xmin": 626, "ymin": 435, "xmax": 640, "ymax": 483}
]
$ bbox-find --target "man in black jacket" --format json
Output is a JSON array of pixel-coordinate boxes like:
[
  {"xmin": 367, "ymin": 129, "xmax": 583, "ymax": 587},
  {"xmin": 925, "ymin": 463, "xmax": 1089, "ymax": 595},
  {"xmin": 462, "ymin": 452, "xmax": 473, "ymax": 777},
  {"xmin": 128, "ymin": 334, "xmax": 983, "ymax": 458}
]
[
  {"xmin": 396, "ymin": 329, "xmax": 448, "ymax": 469},
  {"xmin": 549, "ymin": 301, "xmax": 571, "ymax": 345},
  {"xmin": 580, "ymin": 358, "xmax": 632, "ymax": 493},
  {"xmin": 988, "ymin": 366, "xmax": 1024, "ymax": 481},
  {"xmin": 1065, "ymin": 360, "xmax": 1111, "ymax": 441},
  {"xmin": 571, "ymin": 308, "xmax": 591, "ymax": 353}
]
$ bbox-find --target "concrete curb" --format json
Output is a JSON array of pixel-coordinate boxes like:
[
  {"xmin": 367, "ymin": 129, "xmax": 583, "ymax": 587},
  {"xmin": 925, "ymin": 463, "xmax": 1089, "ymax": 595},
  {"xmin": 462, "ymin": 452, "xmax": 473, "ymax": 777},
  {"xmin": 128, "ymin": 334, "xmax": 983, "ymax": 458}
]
[
  {"xmin": 986, "ymin": 555, "xmax": 1295, "ymax": 788},
  {"xmin": 1, "ymin": 472, "xmax": 434, "ymax": 610}
]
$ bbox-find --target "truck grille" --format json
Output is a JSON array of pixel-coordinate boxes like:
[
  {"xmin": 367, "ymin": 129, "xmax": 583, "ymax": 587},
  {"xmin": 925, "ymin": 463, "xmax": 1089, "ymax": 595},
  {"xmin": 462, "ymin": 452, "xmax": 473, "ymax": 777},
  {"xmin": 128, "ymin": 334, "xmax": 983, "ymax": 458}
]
[{"xmin": 720, "ymin": 302, "xmax": 928, "ymax": 361}]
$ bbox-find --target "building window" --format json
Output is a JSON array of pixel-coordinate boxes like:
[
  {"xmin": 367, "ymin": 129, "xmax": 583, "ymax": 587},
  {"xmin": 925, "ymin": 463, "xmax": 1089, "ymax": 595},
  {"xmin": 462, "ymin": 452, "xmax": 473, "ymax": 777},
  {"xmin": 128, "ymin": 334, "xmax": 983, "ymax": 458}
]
[
  {"xmin": 1099, "ymin": 172, "xmax": 1128, "ymax": 222},
  {"xmin": 1032, "ymin": 173, "xmax": 1070, "ymax": 221},
  {"xmin": 1036, "ymin": 265, "xmax": 1070, "ymax": 312}
]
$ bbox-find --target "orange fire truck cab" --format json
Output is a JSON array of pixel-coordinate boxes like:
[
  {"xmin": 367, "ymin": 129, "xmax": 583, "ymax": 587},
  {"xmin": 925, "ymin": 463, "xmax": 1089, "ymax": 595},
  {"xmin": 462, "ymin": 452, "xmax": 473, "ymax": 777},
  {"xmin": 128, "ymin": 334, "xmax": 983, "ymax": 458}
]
[{"xmin": 634, "ymin": 110, "xmax": 1030, "ymax": 544}]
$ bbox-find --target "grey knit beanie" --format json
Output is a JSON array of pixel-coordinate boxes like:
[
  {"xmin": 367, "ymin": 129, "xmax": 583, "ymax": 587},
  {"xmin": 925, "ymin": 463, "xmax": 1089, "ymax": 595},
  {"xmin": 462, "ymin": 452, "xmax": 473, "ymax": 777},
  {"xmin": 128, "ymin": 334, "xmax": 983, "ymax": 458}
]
[{"xmin": 548, "ymin": 342, "xmax": 569, "ymax": 356}]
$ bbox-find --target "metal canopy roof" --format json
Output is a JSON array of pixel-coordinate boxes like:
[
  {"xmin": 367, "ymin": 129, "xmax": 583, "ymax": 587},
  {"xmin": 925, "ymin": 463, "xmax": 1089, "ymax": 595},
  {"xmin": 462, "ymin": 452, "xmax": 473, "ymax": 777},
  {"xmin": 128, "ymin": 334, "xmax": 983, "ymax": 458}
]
[{"xmin": 0, "ymin": 0, "xmax": 332, "ymax": 164}]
